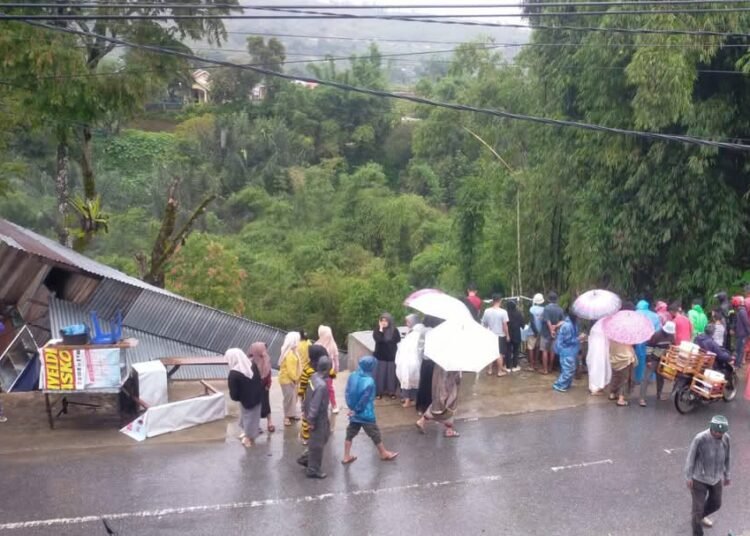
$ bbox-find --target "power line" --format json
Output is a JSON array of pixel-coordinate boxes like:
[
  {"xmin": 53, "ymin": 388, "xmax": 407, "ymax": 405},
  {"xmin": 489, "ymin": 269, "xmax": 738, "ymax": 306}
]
[
  {"xmin": 9, "ymin": 1, "xmax": 750, "ymax": 8},
  {"xmin": 5, "ymin": 9, "xmax": 750, "ymax": 42},
  {"xmin": 19, "ymin": 20, "xmax": 750, "ymax": 152},
  {"xmin": 9, "ymin": 7, "xmax": 750, "ymax": 19}
]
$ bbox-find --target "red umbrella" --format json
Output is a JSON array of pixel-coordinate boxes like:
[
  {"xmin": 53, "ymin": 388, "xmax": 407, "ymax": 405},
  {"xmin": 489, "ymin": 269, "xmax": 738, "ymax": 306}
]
[{"xmin": 603, "ymin": 310, "xmax": 655, "ymax": 345}]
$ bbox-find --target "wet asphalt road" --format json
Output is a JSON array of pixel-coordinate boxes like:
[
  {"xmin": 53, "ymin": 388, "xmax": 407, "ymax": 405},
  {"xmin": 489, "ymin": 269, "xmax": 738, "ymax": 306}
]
[{"xmin": 1, "ymin": 397, "xmax": 749, "ymax": 536}]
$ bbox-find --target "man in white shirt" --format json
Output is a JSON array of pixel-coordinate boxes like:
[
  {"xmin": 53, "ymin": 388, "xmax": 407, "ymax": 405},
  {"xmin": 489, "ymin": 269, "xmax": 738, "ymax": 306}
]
[{"xmin": 481, "ymin": 294, "xmax": 510, "ymax": 377}]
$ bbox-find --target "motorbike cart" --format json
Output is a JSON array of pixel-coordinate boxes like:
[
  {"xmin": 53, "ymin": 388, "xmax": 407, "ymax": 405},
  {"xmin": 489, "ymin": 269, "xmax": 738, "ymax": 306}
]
[{"xmin": 657, "ymin": 345, "xmax": 738, "ymax": 414}]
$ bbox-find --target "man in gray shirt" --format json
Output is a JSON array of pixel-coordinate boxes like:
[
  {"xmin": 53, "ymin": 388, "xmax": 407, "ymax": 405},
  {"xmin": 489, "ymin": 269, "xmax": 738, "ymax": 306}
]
[
  {"xmin": 684, "ymin": 415, "xmax": 731, "ymax": 535},
  {"xmin": 481, "ymin": 294, "xmax": 510, "ymax": 376}
]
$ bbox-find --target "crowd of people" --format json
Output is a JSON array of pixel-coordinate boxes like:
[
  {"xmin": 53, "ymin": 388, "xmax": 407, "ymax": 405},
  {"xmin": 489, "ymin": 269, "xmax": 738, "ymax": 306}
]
[{"xmin": 223, "ymin": 286, "xmax": 746, "ymax": 481}]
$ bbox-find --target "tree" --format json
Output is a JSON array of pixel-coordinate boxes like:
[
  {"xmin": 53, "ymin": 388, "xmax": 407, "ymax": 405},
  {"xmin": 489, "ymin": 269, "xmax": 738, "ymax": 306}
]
[
  {"xmin": 0, "ymin": 2, "xmax": 235, "ymax": 247},
  {"xmin": 211, "ymin": 37, "xmax": 286, "ymax": 104}
]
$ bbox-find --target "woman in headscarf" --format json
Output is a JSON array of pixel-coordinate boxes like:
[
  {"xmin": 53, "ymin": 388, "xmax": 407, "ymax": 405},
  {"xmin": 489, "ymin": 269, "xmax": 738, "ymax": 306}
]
[
  {"xmin": 226, "ymin": 348, "xmax": 263, "ymax": 448},
  {"xmin": 586, "ymin": 318, "xmax": 611, "ymax": 395},
  {"xmin": 249, "ymin": 341, "xmax": 274, "ymax": 434},
  {"xmin": 316, "ymin": 325, "xmax": 340, "ymax": 414},
  {"xmin": 655, "ymin": 301, "xmax": 671, "ymax": 326},
  {"xmin": 396, "ymin": 314, "xmax": 425, "ymax": 408},
  {"xmin": 415, "ymin": 363, "xmax": 461, "ymax": 438},
  {"xmin": 298, "ymin": 344, "xmax": 329, "ymax": 446},
  {"xmin": 373, "ymin": 312, "xmax": 401, "ymax": 399},
  {"xmin": 278, "ymin": 331, "xmax": 302, "ymax": 426},
  {"xmin": 506, "ymin": 300, "xmax": 525, "ymax": 372}
]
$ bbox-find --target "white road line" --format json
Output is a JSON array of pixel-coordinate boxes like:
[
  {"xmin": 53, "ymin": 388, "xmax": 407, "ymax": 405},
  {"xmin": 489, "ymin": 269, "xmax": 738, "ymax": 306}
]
[
  {"xmin": 0, "ymin": 474, "xmax": 502, "ymax": 530},
  {"xmin": 663, "ymin": 447, "xmax": 688, "ymax": 455},
  {"xmin": 550, "ymin": 459, "xmax": 613, "ymax": 472}
]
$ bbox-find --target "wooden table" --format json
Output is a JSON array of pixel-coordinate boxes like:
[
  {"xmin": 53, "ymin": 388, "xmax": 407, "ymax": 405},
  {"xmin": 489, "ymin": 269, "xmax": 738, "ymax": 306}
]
[{"xmin": 159, "ymin": 356, "xmax": 228, "ymax": 379}]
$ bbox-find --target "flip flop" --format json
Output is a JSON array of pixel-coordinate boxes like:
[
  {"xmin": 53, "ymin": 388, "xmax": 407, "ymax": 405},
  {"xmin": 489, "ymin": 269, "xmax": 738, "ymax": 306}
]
[
  {"xmin": 341, "ymin": 456, "xmax": 358, "ymax": 465},
  {"xmin": 444, "ymin": 430, "xmax": 460, "ymax": 438},
  {"xmin": 616, "ymin": 401, "xmax": 629, "ymax": 407},
  {"xmin": 415, "ymin": 421, "xmax": 426, "ymax": 434},
  {"xmin": 639, "ymin": 401, "xmax": 647, "ymax": 407},
  {"xmin": 381, "ymin": 452, "xmax": 399, "ymax": 461}
]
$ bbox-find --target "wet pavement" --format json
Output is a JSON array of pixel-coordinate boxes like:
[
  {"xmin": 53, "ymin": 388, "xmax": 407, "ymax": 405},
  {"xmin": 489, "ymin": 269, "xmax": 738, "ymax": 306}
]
[{"xmin": 2, "ymin": 377, "xmax": 750, "ymax": 535}]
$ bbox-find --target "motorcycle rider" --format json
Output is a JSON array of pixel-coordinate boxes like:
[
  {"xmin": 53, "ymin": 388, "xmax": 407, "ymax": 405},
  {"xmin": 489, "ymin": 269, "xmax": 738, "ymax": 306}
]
[{"xmin": 695, "ymin": 325, "xmax": 735, "ymax": 380}]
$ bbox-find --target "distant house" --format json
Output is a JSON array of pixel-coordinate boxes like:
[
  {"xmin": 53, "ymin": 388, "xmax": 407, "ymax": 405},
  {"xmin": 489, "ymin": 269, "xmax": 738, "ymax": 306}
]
[
  {"xmin": 292, "ymin": 80, "xmax": 319, "ymax": 90},
  {"xmin": 0, "ymin": 218, "xmax": 286, "ymax": 389},
  {"xmin": 250, "ymin": 83, "xmax": 267, "ymax": 102},
  {"xmin": 191, "ymin": 69, "xmax": 211, "ymax": 103}
]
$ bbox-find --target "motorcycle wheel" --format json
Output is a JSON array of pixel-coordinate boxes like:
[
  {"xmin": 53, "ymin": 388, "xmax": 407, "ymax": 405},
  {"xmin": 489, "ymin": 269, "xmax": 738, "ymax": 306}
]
[
  {"xmin": 675, "ymin": 385, "xmax": 698, "ymax": 414},
  {"xmin": 723, "ymin": 371, "xmax": 739, "ymax": 402}
]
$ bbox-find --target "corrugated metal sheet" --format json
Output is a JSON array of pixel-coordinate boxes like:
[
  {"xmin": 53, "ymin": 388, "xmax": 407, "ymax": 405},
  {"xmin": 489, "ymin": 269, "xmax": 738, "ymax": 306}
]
[
  {"xmin": 49, "ymin": 297, "xmax": 286, "ymax": 378},
  {"xmin": 0, "ymin": 219, "xmax": 177, "ymax": 298},
  {"xmin": 3, "ymin": 218, "xmax": 287, "ymax": 378}
]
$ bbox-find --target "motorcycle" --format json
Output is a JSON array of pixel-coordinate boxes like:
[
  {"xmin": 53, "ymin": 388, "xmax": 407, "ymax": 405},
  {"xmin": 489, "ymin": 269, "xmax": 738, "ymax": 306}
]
[{"xmin": 673, "ymin": 362, "xmax": 739, "ymax": 414}]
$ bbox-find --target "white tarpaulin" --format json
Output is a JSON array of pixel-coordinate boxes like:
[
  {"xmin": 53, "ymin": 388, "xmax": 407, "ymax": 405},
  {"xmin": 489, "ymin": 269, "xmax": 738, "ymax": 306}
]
[
  {"xmin": 120, "ymin": 391, "xmax": 226, "ymax": 441},
  {"xmin": 131, "ymin": 360, "xmax": 168, "ymax": 407}
]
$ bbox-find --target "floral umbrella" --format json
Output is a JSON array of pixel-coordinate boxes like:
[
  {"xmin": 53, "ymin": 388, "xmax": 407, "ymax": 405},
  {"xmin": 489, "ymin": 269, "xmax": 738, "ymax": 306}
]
[
  {"xmin": 572, "ymin": 289, "xmax": 622, "ymax": 321},
  {"xmin": 603, "ymin": 310, "xmax": 656, "ymax": 345}
]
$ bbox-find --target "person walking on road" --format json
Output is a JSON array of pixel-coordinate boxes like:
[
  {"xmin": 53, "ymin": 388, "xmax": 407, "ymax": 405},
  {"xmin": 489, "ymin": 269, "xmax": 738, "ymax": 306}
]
[
  {"xmin": 316, "ymin": 325, "xmax": 340, "ymax": 414},
  {"xmin": 302, "ymin": 355, "xmax": 333, "ymax": 479},
  {"xmin": 415, "ymin": 364, "xmax": 461, "ymax": 438},
  {"xmin": 278, "ymin": 332, "xmax": 302, "ymax": 426},
  {"xmin": 541, "ymin": 291, "xmax": 565, "ymax": 375},
  {"xmin": 298, "ymin": 344, "xmax": 329, "ymax": 446},
  {"xmin": 685, "ymin": 416, "xmax": 731, "ymax": 536},
  {"xmin": 226, "ymin": 348, "xmax": 263, "ymax": 448},
  {"xmin": 249, "ymin": 341, "xmax": 275, "ymax": 434},
  {"xmin": 342, "ymin": 356, "xmax": 399, "ymax": 465},
  {"xmin": 481, "ymin": 294, "xmax": 510, "ymax": 376},
  {"xmin": 373, "ymin": 313, "xmax": 401, "ymax": 399},
  {"xmin": 552, "ymin": 309, "xmax": 582, "ymax": 393},
  {"xmin": 732, "ymin": 296, "xmax": 749, "ymax": 368}
]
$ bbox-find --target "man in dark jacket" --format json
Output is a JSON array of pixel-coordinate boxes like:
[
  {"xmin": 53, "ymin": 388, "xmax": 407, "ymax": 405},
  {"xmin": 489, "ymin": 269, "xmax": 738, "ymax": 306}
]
[
  {"xmin": 303, "ymin": 355, "xmax": 332, "ymax": 479},
  {"xmin": 695, "ymin": 325, "xmax": 734, "ymax": 377}
]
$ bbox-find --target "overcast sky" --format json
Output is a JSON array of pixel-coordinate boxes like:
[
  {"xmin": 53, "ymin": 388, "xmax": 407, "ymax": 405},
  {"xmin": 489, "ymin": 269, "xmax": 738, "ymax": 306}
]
[{"xmin": 320, "ymin": 0, "xmax": 525, "ymax": 21}]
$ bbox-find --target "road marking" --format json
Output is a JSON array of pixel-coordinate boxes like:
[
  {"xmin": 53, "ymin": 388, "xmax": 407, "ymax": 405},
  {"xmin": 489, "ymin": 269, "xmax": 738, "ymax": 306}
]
[
  {"xmin": 550, "ymin": 459, "xmax": 613, "ymax": 472},
  {"xmin": 0, "ymin": 474, "xmax": 503, "ymax": 530},
  {"xmin": 663, "ymin": 447, "xmax": 687, "ymax": 455}
]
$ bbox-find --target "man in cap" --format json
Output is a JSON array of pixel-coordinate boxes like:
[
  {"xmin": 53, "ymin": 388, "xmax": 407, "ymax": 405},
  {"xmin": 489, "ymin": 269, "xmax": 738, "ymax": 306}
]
[
  {"xmin": 303, "ymin": 355, "xmax": 333, "ymax": 479},
  {"xmin": 526, "ymin": 293, "xmax": 545, "ymax": 372},
  {"xmin": 685, "ymin": 416, "xmax": 731, "ymax": 535}
]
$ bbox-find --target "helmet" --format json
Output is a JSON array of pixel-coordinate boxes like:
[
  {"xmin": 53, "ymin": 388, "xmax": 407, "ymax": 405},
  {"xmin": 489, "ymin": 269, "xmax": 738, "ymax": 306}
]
[
  {"xmin": 731, "ymin": 295, "xmax": 744, "ymax": 308},
  {"xmin": 709, "ymin": 415, "xmax": 729, "ymax": 434}
]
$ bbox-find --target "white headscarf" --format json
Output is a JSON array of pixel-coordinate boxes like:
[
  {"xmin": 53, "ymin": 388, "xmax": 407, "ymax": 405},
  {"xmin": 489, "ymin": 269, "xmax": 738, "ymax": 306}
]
[
  {"xmin": 225, "ymin": 348, "xmax": 254, "ymax": 379},
  {"xmin": 277, "ymin": 332, "xmax": 301, "ymax": 372},
  {"xmin": 317, "ymin": 325, "xmax": 339, "ymax": 370}
]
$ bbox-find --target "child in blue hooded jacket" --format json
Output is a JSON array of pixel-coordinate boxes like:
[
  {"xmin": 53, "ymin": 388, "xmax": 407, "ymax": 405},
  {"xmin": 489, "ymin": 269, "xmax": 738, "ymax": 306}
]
[{"xmin": 341, "ymin": 356, "xmax": 399, "ymax": 465}]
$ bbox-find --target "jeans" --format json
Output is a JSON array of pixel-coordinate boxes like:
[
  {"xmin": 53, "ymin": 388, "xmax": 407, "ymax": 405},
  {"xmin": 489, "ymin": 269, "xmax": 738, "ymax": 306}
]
[
  {"xmin": 691, "ymin": 480, "xmax": 723, "ymax": 536},
  {"xmin": 553, "ymin": 352, "xmax": 577, "ymax": 391},
  {"xmin": 639, "ymin": 359, "xmax": 664, "ymax": 400}
]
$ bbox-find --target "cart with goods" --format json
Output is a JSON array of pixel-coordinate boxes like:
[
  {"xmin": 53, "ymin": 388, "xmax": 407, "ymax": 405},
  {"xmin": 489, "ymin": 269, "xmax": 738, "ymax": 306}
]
[{"xmin": 657, "ymin": 343, "xmax": 738, "ymax": 414}]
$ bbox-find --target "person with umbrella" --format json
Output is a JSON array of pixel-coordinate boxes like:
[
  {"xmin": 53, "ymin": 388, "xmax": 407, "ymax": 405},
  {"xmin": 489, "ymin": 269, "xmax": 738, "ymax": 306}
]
[
  {"xmin": 634, "ymin": 300, "xmax": 661, "ymax": 388},
  {"xmin": 415, "ymin": 363, "xmax": 461, "ymax": 438},
  {"xmin": 603, "ymin": 310, "xmax": 655, "ymax": 407},
  {"xmin": 552, "ymin": 308, "xmax": 584, "ymax": 392}
]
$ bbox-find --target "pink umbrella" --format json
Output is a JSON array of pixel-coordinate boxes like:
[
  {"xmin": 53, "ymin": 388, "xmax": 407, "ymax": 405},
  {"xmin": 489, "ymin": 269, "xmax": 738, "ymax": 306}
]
[
  {"xmin": 603, "ymin": 310, "xmax": 655, "ymax": 345},
  {"xmin": 572, "ymin": 289, "xmax": 622, "ymax": 320}
]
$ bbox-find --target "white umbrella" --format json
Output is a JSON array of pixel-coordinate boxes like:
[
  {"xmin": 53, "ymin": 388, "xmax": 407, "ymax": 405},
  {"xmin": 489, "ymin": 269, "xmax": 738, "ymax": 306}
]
[
  {"xmin": 404, "ymin": 289, "xmax": 474, "ymax": 322},
  {"xmin": 424, "ymin": 318, "xmax": 499, "ymax": 372}
]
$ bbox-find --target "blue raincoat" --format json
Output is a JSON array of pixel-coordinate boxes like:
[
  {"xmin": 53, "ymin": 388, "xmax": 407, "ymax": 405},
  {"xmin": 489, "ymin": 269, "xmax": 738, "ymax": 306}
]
[
  {"xmin": 345, "ymin": 356, "xmax": 377, "ymax": 424},
  {"xmin": 635, "ymin": 300, "xmax": 662, "ymax": 383}
]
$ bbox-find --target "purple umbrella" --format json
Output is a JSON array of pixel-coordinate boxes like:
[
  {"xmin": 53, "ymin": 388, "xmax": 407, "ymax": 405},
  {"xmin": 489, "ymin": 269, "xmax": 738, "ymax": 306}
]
[
  {"xmin": 603, "ymin": 310, "xmax": 656, "ymax": 345},
  {"xmin": 572, "ymin": 289, "xmax": 622, "ymax": 320}
]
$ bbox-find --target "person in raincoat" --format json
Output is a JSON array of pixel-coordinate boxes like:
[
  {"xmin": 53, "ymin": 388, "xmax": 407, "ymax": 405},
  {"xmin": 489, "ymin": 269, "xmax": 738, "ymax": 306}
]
[
  {"xmin": 552, "ymin": 309, "xmax": 583, "ymax": 393},
  {"xmin": 298, "ymin": 345, "xmax": 329, "ymax": 446},
  {"xmin": 634, "ymin": 300, "xmax": 662, "ymax": 385},
  {"xmin": 586, "ymin": 317, "xmax": 611, "ymax": 395},
  {"xmin": 395, "ymin": 314, "xmax": 425, "ymax": 408},
  {"xmin": 341, "ymin": 356, "xmax": 399, "ymax": 465},
  {"xmin": 278, "ymin": 331, "xmax": 302, "ymax": 426},
  {"xmin": 688, "ymin": 301, "xmax": 709, "ymax": 338},
  {"xmin": 301, "ymin": 355, "xmax": 333, "ymax": 479}
]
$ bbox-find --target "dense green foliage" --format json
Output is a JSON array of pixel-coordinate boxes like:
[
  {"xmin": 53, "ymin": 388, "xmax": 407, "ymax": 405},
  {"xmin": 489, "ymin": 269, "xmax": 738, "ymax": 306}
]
[{"xmin": 3, "ymin": 5, "xmax": 750, "ymax": 342}]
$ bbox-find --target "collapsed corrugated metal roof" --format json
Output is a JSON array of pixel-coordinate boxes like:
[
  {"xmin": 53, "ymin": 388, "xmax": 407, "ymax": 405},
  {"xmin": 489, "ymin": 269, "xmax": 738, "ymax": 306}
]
[{"xmin": 1, "ymin": 218, "xmax": 287, "ymax": 378}]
